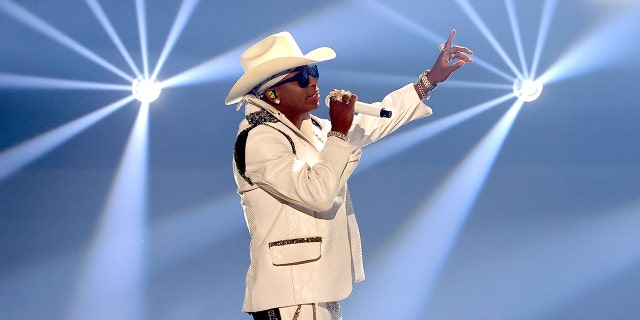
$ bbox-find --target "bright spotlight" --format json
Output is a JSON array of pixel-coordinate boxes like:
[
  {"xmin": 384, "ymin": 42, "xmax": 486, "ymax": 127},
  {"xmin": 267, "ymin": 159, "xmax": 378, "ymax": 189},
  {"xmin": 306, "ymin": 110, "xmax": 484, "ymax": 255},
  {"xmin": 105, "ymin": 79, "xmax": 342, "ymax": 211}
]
[
  {"xmin": 131, "ymin": 78, "xmax": 161, "ymax": 103},
  {"xmin": 513, "ymin": 78, "xmax": 543, "ymax": 102}
]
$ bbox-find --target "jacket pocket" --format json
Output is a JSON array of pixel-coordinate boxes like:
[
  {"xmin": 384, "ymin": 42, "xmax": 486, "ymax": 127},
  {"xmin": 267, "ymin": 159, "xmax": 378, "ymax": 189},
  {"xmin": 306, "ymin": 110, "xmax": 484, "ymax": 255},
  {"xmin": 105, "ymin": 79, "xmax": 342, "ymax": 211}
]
[{"xmin": 268, "ymin": 237, "xmax": 322, "ymax": 266}]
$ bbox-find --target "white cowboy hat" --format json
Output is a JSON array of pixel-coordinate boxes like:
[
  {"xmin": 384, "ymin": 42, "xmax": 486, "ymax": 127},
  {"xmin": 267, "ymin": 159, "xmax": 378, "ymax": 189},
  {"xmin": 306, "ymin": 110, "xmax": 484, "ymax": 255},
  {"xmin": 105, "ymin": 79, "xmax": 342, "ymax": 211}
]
[{"xmin": 225, "ymin": 31, "xmax": 336, "ymax": 105}]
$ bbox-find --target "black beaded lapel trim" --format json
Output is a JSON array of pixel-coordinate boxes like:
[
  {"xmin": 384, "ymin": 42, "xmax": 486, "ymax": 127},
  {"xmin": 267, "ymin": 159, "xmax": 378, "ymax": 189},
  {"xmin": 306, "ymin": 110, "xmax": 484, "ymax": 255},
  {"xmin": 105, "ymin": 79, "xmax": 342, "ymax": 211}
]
[
  {"xmin": 234, "ymin": 110, "xmax": 296, "ymax": 185},
  {"xmin": 246, "ymin": 109, "xmax": 278, "ymax": 126}
]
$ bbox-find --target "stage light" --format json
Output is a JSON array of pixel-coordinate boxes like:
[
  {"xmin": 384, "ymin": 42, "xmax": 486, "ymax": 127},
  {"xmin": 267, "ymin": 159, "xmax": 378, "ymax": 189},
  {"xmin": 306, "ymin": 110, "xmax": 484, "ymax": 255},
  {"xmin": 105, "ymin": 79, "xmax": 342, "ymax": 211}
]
[
  {"xmin": 131, "ymin": 78, "xmax": 161, "ymax": 103},
  {"xmin": 513, "ymin": 78, "xmax": 543, "ymax": 102}
]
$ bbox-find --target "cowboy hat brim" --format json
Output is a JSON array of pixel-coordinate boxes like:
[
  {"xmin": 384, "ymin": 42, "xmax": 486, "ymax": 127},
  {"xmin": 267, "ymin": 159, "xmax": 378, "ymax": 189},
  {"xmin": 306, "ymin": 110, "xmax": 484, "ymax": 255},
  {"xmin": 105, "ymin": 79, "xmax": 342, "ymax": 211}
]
[{"xmin": 225, "ymin": 46, "xmax": 336, "ymax": 105}]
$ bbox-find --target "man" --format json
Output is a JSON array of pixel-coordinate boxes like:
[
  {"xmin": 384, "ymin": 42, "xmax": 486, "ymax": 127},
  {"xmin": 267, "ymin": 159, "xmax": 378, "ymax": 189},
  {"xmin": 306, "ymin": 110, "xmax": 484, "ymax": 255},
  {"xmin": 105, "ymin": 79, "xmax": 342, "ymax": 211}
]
[{"xmin": 225, "ymin": 30, "xmax": 472, "ymax": 320}]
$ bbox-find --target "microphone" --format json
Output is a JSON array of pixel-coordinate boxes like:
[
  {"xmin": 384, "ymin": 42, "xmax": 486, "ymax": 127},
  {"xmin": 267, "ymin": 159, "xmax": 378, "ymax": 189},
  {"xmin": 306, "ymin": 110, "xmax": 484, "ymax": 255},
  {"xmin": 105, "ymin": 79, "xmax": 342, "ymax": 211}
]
[{"xmin": 325, "ymin": 92, "xmax": 392, "ymax": 118}]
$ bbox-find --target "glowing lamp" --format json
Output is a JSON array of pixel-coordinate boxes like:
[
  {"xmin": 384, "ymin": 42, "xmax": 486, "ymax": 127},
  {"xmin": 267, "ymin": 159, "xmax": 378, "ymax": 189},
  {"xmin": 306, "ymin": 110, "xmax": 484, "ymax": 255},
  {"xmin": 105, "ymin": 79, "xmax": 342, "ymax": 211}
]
[
  {"xmin": 131, "ymin": 78, "xmax": 161, "ymax": 103},
  {"xmin": 513, "ymin": 78, "xmax": 543, "ymax": 102}
]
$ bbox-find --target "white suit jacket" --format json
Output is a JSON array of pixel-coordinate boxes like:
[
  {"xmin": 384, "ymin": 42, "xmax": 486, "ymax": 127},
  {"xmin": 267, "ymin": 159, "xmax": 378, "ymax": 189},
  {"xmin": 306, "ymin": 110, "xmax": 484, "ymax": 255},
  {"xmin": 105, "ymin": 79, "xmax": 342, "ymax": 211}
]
[{"xmin": 234, "ymin": 84, "xmax": 432, "ymax": 312}]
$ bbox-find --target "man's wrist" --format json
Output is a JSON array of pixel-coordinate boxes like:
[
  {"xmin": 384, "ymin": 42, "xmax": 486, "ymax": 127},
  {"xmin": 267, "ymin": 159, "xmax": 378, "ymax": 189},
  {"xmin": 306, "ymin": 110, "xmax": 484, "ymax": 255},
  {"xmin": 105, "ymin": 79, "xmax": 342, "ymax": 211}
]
[{"xmin": 415, "ymin": 70, "xmax": 437, "ymax": 100}]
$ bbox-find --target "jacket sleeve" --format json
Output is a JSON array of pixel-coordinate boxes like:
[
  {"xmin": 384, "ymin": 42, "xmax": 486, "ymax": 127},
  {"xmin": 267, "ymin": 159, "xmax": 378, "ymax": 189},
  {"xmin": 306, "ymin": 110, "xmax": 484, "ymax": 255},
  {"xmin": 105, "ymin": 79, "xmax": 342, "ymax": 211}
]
[
  {"xmin": 243, "ymin": 125, "xmax": 355, "ymax": 212},
  {"xmin": 348, "ymin": 83, "xmax": 433, "ymax": 149}
]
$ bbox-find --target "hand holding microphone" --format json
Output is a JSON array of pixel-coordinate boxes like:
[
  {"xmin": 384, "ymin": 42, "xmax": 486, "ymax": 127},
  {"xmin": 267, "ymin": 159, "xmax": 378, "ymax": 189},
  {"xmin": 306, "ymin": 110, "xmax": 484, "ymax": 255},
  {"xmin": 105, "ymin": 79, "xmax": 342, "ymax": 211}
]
[{"xmin": 325, "ymin": 89, "xmax": 392, "ymax": 118}]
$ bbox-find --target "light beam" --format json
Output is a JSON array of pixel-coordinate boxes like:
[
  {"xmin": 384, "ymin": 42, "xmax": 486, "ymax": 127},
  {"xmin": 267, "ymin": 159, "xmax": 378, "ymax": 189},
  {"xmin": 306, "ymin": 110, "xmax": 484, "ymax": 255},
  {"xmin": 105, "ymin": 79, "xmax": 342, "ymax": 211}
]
[
  {"xmin": 150, "ymin": 0, "xmax": 201, "ymax": 82},
  {"xmin": 360, "ymin": 0, "xmax": 516, "ymax": 83},
  {"xmin": 466, "ymin": 56, "xmax": 515, "ymax": 82},
  {"xmin": 0, "ymin": 96, "xmax": 134, "ymax": 182},
  {"xmin": 444, "ymin": 79, "xmax": 513, "ymax": 90},
  {"xmin": 358, "ymin": 0, "xmax": 442, "ymax": 43},
  {"xmin": 348, "ymin": 100, "xmax": 525, "ymax": 319},
  {"xmin": 135, "ymin": 0, "xmax": 150, "ymax": 79},
  {"xmin": 84, "ymin": 0, "xmax": 143, "ymax": 78},
  {"xmin": 160, "ymin": 49, "xmax": 243, "ymax": 88},
  {"xmin": 0, "ymin": 73, "xmax": 130, "ymax": 90},
  {"xmin": 0, "ymin": 0, "xmax": 134, "ymax": 82},
  {"xmin": 67, "ymin": 103, "xmax": 150, "ymax": 320},
  {"xmin": 539, "ymin": 1, "xmax": 640, "ymax": 84},
  {"xmin": 505, "ymin": 0, "xmax": 530, "ymax": 78},
  {"xmin": 357, "ymin": 93, "xmax": 515, "ymax": 172},
  {"xmin": 530, "ymin": 0, "xmax": 558, "ymax": 79},
  {"xmin": 455, "ymin": 0, "xmax": 524, "ymax": 79}
]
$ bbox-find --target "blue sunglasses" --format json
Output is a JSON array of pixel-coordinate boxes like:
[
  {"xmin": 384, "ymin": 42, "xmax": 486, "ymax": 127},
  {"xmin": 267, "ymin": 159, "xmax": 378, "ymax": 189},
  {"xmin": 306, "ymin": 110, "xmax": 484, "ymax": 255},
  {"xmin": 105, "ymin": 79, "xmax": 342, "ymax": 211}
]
[{"xmin": 272, "ymin": 65, "xmax": 319, "ymax": 88}]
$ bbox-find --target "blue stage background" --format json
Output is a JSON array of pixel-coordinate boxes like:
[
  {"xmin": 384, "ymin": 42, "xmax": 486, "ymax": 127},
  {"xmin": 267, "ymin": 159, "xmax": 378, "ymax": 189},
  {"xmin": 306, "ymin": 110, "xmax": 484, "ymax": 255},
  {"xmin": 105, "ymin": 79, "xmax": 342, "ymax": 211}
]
[{"xmin": 1, "ymin": 1, "xmax": 639, "ymax": 319}]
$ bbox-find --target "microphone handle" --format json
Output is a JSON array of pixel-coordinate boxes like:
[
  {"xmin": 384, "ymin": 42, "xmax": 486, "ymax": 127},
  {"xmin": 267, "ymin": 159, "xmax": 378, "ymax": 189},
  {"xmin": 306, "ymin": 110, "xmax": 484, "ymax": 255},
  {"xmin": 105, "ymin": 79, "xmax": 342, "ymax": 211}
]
[
  {"xmin": 325, "ymin": 95, "xmax": 392, "ymax": 118},
  {"xmin": 355, "ymin": 101, "xmax": 392, "ymax": 118}
]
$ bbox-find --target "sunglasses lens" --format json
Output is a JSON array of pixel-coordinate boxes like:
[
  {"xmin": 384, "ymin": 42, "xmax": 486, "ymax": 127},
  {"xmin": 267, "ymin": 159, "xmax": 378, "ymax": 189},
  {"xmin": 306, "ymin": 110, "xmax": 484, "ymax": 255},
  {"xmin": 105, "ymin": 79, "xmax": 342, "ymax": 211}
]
[
  {"xmin": 299, "ymin": 73, "xmax": 309, "ymax": 88},
  {"xmin": 272, "ymin": 65, "xmax": 319, "ymax": 88},
  {"xmin": 309, "ymin": 65, "xmax": 319, "ymax": 78},
  {"xmin": 298, "ymin": 65, "xmax": 319, "ymax": 88}
]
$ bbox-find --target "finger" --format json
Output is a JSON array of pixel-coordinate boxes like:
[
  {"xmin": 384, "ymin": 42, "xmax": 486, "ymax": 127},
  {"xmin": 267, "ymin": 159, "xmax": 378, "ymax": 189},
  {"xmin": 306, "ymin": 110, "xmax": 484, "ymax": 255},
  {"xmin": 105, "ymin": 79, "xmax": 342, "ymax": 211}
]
[
  {"xmin": 454, "ymin": 52, "xmax": 474, "ymax": 63},
  {"xmin": 450, "ymin": 45, "xmax": 474, "ymax": 55},
  {"xmin": 342, "ymin": 93, "xmax": 352, "ymax": 103},
  {"xmin": 335, "ymin": 90, "xmax": 351, "ymax": 103},
  {"xmin": 449, "ymin": 60, "xmax": 467, "ymax": 72},
  {"xmin": 348, "ymin": 93, "xmax": 358, "ymax": 107},
  {"xmin": 444, "ymin": 29, "xmax": 456, "ymax": 48}
]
